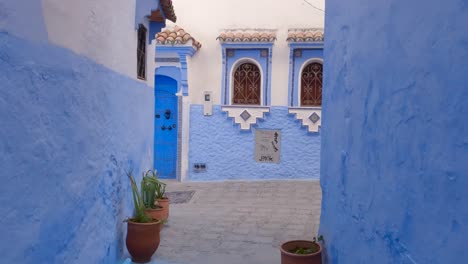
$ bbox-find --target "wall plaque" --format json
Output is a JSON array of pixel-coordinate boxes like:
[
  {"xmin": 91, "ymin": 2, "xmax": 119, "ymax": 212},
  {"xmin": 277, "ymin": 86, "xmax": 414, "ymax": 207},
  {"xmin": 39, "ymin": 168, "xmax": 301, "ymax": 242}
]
[{"xmin": 255, "ymin": 129, "xmax": 281, "ymax": 163}]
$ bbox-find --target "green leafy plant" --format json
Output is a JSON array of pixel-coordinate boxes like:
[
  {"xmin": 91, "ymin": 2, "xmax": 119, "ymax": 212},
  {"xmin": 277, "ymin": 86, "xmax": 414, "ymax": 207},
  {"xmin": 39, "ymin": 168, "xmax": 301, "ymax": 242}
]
[
  {"xmin": 127, "ymin": 171, "xmax": 152, "ymax": 223},
  {"xmin": 146, "ymin": 169, "xmax": 167, "ymax": 200},
  {"xmin": 141, "ymin": 170, "xmax": 160, "ymax": 209},
  {"xmin": 289, "ymin": 235, "xmax": 324, "ymax": 255}
]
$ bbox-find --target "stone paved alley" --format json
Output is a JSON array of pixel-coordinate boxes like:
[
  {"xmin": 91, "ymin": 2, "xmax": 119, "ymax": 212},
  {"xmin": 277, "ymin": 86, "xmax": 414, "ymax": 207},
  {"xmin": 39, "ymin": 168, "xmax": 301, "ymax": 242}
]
[{"xmin": 151, "ymin": 180, "xmax": 322, "ymax": 264}]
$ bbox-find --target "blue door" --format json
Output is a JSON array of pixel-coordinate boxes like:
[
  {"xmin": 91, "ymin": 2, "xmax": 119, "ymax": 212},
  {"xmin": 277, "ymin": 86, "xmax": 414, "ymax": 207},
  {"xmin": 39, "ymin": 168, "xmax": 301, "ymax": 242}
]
[{"xmin": 154, "ymin": 75, "xmax": 178, "ymax": 179}]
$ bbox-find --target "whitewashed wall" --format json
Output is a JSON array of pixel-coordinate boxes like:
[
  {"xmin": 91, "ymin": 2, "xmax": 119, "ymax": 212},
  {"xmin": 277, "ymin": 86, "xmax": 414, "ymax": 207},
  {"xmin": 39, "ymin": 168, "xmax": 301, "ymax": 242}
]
[
  {"xmin": 42, "ymin": 0, "xmax": 155, "ymax": 85},
  {"xmin": 167, "ymin": 0, "xmax": 325, "ymax": 105}
]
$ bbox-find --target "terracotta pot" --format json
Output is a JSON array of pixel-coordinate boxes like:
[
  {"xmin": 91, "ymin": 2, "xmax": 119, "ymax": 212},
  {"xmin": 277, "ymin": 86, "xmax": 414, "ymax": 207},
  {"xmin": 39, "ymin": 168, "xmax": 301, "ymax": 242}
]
[
  {"xmin": 126, "ymin": 220, "xmax": 161, "ymax": 263},
  {"xmin": 280, "ymin": 240, "xmax": 322, "ymax": 264},
  {"xmin": 145, "ymin": 207, "xmax": 165, "ymax": 231},
  {"xmin": 156, "ymin": 198, "xmax": 170, "ymax": 220}
]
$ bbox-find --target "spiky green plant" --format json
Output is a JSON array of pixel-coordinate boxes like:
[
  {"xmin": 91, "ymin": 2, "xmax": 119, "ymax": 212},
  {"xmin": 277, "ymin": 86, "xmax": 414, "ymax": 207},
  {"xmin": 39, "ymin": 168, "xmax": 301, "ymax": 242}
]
[
  {"xmin": 127, "ymin": 171, "xmax": 152, "ymax": 223},
  {"xmin": 141, "ymin": 170, "xmax": 160, "ymax": 209},
  {"xmin": 155, "ymin": 180, "xmax": 167, "ymax": 200}
]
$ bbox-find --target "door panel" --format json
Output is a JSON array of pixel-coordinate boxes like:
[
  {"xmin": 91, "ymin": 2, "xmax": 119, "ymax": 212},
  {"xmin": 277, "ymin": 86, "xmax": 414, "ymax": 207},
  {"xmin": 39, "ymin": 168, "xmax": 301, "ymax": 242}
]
[{"xmin": 154, "ymin": 75, "xmax": 178, "ymax": 179}]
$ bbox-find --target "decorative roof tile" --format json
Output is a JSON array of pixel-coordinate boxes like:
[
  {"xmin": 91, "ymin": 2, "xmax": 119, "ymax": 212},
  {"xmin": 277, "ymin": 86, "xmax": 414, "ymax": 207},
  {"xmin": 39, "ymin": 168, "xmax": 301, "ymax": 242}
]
[
  {"xmin": 156, "ymin": 26, "xmax": 202, "ymax": 50},
  {"xmin": 217, "ymin": 29, "xmax": 277, "ymax": 43},
  {"xmin": 287, "ymin": 28, "xmax": 324, "ymax": 42},
  {"xmin": 161, "ymin": 0, "xmax": 177, "ymax": 23}
]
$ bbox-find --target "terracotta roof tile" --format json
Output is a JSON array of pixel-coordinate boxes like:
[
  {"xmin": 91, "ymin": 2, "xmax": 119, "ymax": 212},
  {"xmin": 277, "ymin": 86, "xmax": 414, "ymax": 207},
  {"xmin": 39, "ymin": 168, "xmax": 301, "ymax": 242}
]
[
  {"xmin": 217, "ymin": 29, "xmax": 277, "ymax": 43},
  {"xmin": 156, "ymin": 26, "xmax": 201, "ymax": 50},
  {"xmin": 161, "ymin": 0, "xmax": 177, "ymax": 23},
  {"xmin": 287, "ymin": 29, "xmax": 324, "ymax": 42}
]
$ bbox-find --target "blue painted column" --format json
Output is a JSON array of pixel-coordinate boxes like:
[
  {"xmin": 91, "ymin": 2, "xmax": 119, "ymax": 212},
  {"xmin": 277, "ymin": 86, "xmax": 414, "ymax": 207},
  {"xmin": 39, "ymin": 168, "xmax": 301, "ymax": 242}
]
[{"xmin": 319, "ymin": 1, "xmax": 468, "ymax": 263}]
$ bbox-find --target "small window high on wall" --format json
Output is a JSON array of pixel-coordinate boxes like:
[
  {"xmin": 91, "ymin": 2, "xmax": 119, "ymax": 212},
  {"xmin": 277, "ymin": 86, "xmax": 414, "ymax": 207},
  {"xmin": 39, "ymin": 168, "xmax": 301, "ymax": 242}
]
[
  {"xmin": 232, "ymin": 62, "xmax": 261, "ymax": 105},
  {"xmin": 137, "ymin": 24, "xmax": 147, "ymax": 80},
  {"xmin": 301, "ymin": 62, "xmax": 323, "ymax": 106}
]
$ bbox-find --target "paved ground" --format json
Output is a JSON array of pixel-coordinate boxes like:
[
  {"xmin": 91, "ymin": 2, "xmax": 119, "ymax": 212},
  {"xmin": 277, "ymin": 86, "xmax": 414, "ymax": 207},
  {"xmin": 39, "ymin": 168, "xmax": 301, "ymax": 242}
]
[{"xmin": 149, "ymin": 180, "xmax": 322, "ymax": 264}]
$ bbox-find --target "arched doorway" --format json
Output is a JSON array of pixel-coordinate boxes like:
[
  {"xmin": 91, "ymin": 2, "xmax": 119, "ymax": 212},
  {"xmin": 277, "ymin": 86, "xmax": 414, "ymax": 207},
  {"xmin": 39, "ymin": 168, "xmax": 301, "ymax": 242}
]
[{"xmin": 154, "ymin": 75, "xmax": 178, "ymax": 179}]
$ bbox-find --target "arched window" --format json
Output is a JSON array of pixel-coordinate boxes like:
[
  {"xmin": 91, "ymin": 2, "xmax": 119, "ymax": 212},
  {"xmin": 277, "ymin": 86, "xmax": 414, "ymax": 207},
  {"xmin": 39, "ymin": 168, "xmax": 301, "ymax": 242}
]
[
  {"xmin": 301, "ymin": 62, "xmax": 323, "ymax": 106},
  {"xmin": 232, "ymin": 62, "xmax": 261, "ymax": 105}
]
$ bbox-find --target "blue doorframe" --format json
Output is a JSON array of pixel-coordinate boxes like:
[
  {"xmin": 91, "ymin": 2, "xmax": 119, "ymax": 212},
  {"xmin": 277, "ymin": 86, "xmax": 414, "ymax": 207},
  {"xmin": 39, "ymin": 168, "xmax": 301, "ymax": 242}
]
[{"xmin": 154, "ymin": 75, "xmax": 178, "ymax": 179}]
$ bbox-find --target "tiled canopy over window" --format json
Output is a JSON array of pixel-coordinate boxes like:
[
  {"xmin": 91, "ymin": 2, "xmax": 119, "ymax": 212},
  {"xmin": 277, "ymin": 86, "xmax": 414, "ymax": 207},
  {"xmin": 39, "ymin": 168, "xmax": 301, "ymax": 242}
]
[
  {"xmin": 218, "ymin": 29, "xmax": 276, "ymax": 106},
  {"xmin": 287, "ymin": 28, "xmax": 324, "ymax": 107}
]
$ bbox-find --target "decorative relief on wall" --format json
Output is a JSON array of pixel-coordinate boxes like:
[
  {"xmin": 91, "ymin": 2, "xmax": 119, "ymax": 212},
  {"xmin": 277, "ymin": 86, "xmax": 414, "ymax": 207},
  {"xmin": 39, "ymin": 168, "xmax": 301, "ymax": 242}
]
[
  {"xmin": 288, "ymin": 108, "xmax": 321, "ymax": 133},
  {"xmin": 221, "ymin": 106, "xmax": 270, "ymax": 130},
  {"xmin": 255, "ymin": 129, "xmax": 281, "ymax": 163}
]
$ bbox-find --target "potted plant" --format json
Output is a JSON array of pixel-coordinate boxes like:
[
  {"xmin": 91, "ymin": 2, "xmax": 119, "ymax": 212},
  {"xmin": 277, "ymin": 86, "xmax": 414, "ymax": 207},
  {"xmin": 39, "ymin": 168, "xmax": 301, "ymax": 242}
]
[
  {"xmin": 141, "ymin": 170, "xmax": 165, "ymax": 223},
  {"xmin": 126, "ymin": 171, "xmax": 162, "ymax": 263},
  {"xmin": 280, "ymin": 236, "xmax": 323, "ymax": 264},
  {"xmin": 152, "ymin": 170, "xmax": 170, "ymax": 221}
]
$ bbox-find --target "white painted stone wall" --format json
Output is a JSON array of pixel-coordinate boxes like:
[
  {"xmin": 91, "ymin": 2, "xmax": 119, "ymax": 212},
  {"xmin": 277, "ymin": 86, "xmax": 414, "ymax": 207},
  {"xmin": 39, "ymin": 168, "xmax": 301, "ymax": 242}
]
[
  {"xmin": 42, "ymin": 0, "xmax": 155, "ymax": 85},
  {"xmin": 167, "ymin": 0, "xmax": 325, "ymax": 105}
]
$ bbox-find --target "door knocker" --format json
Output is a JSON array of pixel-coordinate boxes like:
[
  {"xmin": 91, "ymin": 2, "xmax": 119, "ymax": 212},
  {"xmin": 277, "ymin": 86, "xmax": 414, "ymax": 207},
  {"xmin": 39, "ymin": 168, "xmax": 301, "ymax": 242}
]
[{"xmin": 164, "ymin": 109, "xmax": 171, "ymax": 120}]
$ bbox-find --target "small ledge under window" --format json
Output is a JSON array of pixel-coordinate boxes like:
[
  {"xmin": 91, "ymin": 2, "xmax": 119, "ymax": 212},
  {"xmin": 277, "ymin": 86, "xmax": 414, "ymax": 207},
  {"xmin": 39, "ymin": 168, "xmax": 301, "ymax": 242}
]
[
  {"xmin": 288, "ymin": 107, "xmax": 321, "ymax": 133},
  {"xmin": 221, "ymin": 106, "xmax": 270, "ymax": 130}
]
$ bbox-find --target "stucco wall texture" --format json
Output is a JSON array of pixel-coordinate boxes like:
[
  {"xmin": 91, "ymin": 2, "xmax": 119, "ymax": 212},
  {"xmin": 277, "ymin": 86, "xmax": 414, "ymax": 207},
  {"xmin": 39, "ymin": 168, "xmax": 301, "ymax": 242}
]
[
  {"xmin": 0, "ymin": 32, "xmax": 154, "ymax": 263},
  {"xmin": 188, "ymin": 105, "xmax": 320, "ymax": 181},
  {"xmin": 319, "ymin": 0, "xmax": 468, "ymax": 263}
]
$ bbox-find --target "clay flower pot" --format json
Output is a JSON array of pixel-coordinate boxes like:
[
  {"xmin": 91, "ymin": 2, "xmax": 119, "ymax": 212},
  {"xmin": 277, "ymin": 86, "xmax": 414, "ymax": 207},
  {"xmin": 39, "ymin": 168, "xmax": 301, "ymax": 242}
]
[
  {"xmin": 145, "ymin": 206, "xmax": 165, "ymax": 231},
  {"xmin": 280, "ymin": 240, "xmax": 322, "ymax": 264},
  {"xmin": 156, "ymin": 198, "xmax": 170, "ymax": 220},
  {"xmin": 126, "ymin": 220, "xmax": 161, "ymax": 263}
]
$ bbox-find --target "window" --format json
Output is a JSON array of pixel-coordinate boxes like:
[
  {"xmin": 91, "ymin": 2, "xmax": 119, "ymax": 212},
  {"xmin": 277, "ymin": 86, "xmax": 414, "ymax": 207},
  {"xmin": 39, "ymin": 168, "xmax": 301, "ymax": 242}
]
[
  {"xmin": 232, "ymin": 62, "xmax": 261, "ymax": 105},
  {"xmin": 137, "ymin": 24, "xmax": 147, "ymax": 80},
  {"xmin": 301, "ymin": 62, "xmax": 323, "ymax": 106}
]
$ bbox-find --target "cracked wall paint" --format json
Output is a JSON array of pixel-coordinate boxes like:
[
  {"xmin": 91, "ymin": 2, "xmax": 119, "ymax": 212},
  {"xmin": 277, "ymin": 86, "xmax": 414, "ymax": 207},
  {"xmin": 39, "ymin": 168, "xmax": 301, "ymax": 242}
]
[{"xmin": 319, "ymin": 0, "xmax": 468, "ymax": 263}]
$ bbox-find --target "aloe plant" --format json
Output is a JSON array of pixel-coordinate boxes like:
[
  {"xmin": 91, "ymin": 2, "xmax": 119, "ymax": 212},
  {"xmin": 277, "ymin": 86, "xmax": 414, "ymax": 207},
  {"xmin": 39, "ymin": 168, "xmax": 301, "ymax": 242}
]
[
  {"xmin": 141, "ymin": 170, "xmax": 160, "ymax": 209},
  {"xmin": 127, "ymin": 171, "xmax": 152, "ymax": 223},
  {"xmin": 155, "ymin": 179, "xmax": 166, "ymax": 200}
]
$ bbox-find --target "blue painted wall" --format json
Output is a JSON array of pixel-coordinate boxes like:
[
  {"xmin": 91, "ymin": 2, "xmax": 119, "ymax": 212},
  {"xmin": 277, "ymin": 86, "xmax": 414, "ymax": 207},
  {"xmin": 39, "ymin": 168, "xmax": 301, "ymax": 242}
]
[
  {"xmin": 0, "ymin": 31, "xmax": 153, "ymax": 264},
  {"xmin": 319, "ymin": 0, "xmax": 468, "ymax": 263},
  {"xmin": 188, "ymin": 105, "xmax": 320, "ymax": 181}
]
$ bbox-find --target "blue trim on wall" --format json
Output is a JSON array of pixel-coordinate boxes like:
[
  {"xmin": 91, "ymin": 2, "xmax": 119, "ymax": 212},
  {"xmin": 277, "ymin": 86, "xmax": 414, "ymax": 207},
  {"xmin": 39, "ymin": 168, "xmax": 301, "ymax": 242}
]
[
  {"xmin": 155, "ymin": 66, "xmax": 181, "ymax": 86},
  {"xmin": 155, "ymin": 46, "xmax": 198, "ymax": 95},
  {"xmin": 149, "ymin": 21, "xmax": 166, "ymax": 43},
  {"xmin": 288, "ymin": 43, "xmax": 324, "ymax": 107},
  {"xmin": 135, "ymin": 0, "xmax": 160, "ymax": 29},
  {"xmin": 220, "ymin": 43, "xmax": 274, "ymax": 106}
]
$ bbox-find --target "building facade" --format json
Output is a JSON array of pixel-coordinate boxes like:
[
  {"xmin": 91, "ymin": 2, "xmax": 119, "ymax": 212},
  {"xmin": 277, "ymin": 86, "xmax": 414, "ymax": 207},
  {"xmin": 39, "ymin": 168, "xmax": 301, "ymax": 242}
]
[{"xmin": 154, "ymin": 0, "xmax": 325, "ymax": 181}]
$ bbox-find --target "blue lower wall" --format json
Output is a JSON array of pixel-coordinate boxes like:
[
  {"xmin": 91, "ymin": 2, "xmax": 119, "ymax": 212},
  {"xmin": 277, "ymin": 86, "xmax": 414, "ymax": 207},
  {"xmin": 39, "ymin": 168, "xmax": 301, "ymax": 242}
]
[
  {"xmin": 0, "ymin": 32, "xmax": 154, "ymax": 263},
  {"xmin": 319, "ymin": 0, "xmax": 468, "ymax": 263},
  {"xmin": 188, "ymin": 105, "xmax": 320, "ymax": 181}
]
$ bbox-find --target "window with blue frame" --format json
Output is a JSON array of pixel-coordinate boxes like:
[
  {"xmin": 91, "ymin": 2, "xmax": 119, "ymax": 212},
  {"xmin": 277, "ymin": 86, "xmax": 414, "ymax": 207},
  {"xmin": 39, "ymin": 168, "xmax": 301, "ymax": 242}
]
[
  {"xmin": 287, "ymin": 29, "xmax": 324, "ymax": 107},
  {"xmin": 300, "ymin": 61, "xmax": 323, "ymax": 106},
  {"xmin": 218, "ymin": 30, "xmax": 276, "ymax": 106}
]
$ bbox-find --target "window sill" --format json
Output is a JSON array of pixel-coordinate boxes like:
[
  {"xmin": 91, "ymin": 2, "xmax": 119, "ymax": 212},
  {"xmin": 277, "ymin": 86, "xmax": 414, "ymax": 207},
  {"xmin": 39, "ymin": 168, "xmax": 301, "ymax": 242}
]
[
  {"xmin": 221, "ymin": 105, "xmax": 270, "ymax": 131},
  {"xmin": 288, "ymin": 107, "xmax": 321, "ymax": 133}
]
